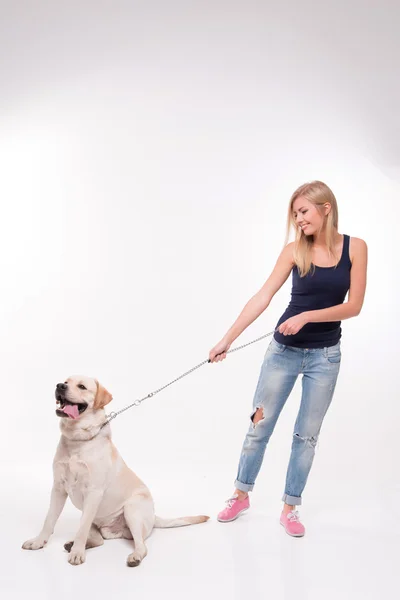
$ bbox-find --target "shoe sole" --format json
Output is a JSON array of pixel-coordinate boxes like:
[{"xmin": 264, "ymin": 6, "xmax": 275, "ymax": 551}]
[
  {"xmin": 217, "ymin": 507, "xmax": 249, "ymax": 523},
  {"xmin": 280, "ymin": 521, "xmax": 305, "ymax": 537}
]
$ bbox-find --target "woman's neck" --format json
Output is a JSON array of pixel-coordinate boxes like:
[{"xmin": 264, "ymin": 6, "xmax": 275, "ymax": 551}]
[{"xmin": 312, "ymin": 229, "xmax": 341, "ymax": 247}]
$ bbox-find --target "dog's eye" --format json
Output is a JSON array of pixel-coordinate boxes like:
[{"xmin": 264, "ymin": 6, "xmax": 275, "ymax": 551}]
[{"xmin": 78, "ymin": 384, "xmax": 87, "ymax": 390}]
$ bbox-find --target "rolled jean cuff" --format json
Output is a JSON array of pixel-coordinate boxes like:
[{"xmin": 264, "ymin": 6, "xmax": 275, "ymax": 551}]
[
  {"xmin": 282, "ymin": 493, "xmax": 302, "ymax": 506},
  {"xmin": 234, "ymin": 480, "xmax": 254, "ymax": 493}
]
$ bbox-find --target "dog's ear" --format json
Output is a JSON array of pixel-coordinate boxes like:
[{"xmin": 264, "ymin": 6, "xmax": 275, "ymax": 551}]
[{"xmin": 94, "ymin": 380, "xmax": 113, "ymax": 410}]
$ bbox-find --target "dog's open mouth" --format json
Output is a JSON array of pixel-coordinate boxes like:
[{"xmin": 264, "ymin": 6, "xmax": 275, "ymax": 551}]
[{"xmin": 56, "ymin": 397, "xmax": 88, "ymax": 420}]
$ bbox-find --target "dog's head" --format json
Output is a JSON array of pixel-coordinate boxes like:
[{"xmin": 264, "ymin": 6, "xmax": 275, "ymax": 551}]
[{"xmin": 55, "ymin": 375, "xmax": 112, "ymax": 420}]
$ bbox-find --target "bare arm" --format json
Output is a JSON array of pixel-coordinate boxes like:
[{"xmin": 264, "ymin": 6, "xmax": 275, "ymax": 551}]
[
  {"xmin": 305, "ymin": 238, "xmax": 368, "ymax": 323},
  {"xmin": 278, "ymin": 238, "xmax": 368, "ymax": 336},
  {"xmin": 223, "ymin": 243, "xmax": 295, "ymax": 345}
]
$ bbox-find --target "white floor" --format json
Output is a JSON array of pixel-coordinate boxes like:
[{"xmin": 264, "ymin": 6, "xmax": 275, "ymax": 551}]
[{"xmin": 4, "ymin": 466, "xmax": 398, "ymax": 600}]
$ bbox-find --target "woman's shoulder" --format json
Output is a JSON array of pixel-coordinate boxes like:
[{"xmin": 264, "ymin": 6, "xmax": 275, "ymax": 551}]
[
  {"xmin": 348, "ymin": 236, "xmax": 367, "ymax": 250},
  {"xmin": 347, "ymin": 236, "xmax": 368, "ymax": 263},
  {"xmin": 282, "ymin": 241, "xmax": 296, "ymax": 263}
]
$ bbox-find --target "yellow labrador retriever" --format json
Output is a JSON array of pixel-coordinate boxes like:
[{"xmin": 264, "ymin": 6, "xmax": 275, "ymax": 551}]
[{"xmin": 22, "ymin": 375, "xmax": 209, "ymax": 566}]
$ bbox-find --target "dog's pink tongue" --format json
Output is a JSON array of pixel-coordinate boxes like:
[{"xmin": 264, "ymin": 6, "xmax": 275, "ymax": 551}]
[{"xmin": 63, "ymin": 404, "xmax": 79, "ymax": 419}]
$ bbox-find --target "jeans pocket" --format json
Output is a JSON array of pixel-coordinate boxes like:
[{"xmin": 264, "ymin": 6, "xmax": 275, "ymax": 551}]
[
  {"xmin": 269, "ymin": 338, "xmax": 287, "ymax": 354},
  {"xmin": 326, "ymin": 345, "xmax": 341, "ymax": 364}
]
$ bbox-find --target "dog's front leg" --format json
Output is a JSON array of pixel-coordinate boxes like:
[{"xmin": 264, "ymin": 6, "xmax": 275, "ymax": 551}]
[
  {"xmin": 68, "ymin": 490, "xmax": 103, "ymax": 566},
  {"xmin": 22, "ymin": 484, "xmax": 68, "ymax": 550}
]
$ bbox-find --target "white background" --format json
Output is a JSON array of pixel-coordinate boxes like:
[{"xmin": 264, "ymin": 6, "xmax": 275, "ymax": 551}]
[{"xmin": 1, "ymin": 2, "xmax": 399, "ymax": 599}]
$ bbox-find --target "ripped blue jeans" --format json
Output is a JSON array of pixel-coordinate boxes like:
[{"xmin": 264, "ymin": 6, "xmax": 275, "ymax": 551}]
[{"xmin": 234, "ymin": 337, "xmax": 341, "ymax": 505}]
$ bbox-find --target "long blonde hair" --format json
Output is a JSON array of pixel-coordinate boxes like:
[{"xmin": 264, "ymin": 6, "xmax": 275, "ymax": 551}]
[{"xmin": 285, "ymin": 181, "xmax": 339, "ymax": 277}]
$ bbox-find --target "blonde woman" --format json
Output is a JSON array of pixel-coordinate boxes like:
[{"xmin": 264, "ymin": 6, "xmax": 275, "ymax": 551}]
[{"xmin": 209, "ymin": 181, "xmax": 368, "ymax": 536}]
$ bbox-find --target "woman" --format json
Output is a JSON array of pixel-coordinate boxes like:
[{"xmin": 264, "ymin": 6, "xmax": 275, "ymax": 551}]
[{"xmin": 209, "ymin": 181, "xmax": 368, "ymax": 536}]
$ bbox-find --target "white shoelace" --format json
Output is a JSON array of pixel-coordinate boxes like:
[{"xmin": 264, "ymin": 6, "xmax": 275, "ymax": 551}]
[
  {"xmin": 225, "ymin": 496, "xmax": 239, "ymax": 508},
  {"xmin": 225, "ymin": 495, "xmax": 249, "ymax": 508},
  {"xmin": 287, "ymin": 510, "xmax": 300, "ymax": 522}
]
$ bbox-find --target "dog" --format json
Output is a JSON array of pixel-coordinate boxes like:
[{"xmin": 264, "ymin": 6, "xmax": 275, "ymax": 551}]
[{"xmin": 22, "ymin": 375, "xmax": 209, "ymax": 566}]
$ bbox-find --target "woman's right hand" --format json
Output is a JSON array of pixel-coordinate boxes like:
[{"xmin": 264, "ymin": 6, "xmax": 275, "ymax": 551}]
[{"xmin": 209, "ymin": 337, "xmax": 232, "ymax": 363}]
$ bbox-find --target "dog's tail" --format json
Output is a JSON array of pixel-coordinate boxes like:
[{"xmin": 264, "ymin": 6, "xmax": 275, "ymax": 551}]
[{"xmin": 154, "ymin": 515, "xmax": 209, "ymax": 528}]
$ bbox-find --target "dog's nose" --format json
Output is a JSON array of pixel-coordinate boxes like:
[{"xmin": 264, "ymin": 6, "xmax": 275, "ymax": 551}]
[{"xmin": 56, "ymin": 383, "xmax": 68, "ymax": 391}]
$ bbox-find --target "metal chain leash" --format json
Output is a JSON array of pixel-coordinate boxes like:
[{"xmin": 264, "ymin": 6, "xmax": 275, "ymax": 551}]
[{"xmin": 101, "ymin": 329, "xmax": 277, "ymax": 429}]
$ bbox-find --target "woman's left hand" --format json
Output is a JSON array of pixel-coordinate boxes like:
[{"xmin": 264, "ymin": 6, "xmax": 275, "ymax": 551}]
[{"xmin": 278, "ymin": 313, "xmax": 309, "ymax": 336}]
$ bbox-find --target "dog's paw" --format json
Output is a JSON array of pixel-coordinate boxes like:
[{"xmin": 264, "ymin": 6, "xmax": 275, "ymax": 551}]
[
  {"xmin": 68, "ymin": 545, "xmax": 86, "ymax": 566},
  {"xmin": 22, "ymin": 537, "xmax": 47, "ymax": 550},
  {"xmin": 126, "ymin": 552, "xmax": 142, "ymax": 567},
  {"xmin": 64, "ymin": 541, "xmax": 74, "ymax": 553}
]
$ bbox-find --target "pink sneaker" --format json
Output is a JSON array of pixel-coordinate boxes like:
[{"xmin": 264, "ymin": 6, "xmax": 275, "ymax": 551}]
[
  {"xmin": 280, "ymin": 510, "xmax": 305, "ymax": 537},
  {"xmin": 217, "ymin": 495, "xmax": 250, "ymax": 522}
]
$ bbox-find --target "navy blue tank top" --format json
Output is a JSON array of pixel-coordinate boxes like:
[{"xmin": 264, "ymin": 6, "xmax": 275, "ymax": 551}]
[{"xmin": 274, "ymin": 234, "xmax": 352, "ymax": 348}]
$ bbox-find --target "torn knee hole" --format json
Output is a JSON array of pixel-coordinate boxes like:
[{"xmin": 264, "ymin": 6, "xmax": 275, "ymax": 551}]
[
  {"xmin": 251, "ymin": 407, "xmax": 264, "ymax": 426},
  {"xmin": 294, "ymin": 433, "xmax": 318, "ymax": 447}
]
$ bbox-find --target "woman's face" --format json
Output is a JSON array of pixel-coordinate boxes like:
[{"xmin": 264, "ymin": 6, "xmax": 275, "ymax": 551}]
[{"xmin": 292, "ymin": 196, "xmax": 328, "ymax": 236}]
